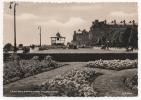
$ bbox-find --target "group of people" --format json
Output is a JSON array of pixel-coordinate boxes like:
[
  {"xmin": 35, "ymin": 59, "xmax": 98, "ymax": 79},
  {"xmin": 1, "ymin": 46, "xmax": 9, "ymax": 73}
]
[
  {"xmin": 100, "ymin": 40, "xmax": 135, "ymax": 52},
  {"xmin": 101, "ymin": 41, "xmax": 110, "ymax": 50}
]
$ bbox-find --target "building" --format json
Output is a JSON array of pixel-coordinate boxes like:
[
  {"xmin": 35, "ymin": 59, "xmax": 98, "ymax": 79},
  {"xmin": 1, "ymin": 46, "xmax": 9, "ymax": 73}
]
[
  {"xmin": 51, "ymin": 32, "xmax": 66, "ymax": 46},
  {"xmin": 72, "ymin": 19, "xmax": 138, "ymax": 48},
  {"xmin": 72, "ymin": 29, "xmax": 89, "ymax": 47}
]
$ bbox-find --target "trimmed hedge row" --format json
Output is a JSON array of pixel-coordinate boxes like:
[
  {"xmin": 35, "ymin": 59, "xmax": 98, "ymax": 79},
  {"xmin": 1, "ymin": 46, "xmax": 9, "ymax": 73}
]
[{"xmin": 4, "ymin": 53, "xmax": 137, "ymax": 62}]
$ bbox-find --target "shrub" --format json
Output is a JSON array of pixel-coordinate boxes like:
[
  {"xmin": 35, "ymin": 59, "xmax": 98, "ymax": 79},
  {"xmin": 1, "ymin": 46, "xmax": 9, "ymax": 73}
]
[
  {"xmin": 85, "ymin": 59, "xmax": 137, "ymax": 70},
  {"xmin": 124, "ymin": 75, "xmax": 138, "ymax": 95},
  {"xmin": 3, "ymin": 56, "xmax": 63, "ymax": 84}
]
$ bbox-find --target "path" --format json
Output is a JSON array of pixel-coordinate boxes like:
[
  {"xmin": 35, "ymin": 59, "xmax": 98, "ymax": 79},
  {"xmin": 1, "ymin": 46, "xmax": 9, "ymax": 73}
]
[{"xmin": 30, "ymin": 48, "xmax": 138, "ymax": 53}]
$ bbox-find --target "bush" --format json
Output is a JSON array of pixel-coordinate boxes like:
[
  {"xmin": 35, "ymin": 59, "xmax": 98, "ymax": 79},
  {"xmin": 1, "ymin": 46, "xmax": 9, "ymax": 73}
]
[
  {"xmin": 23, "ymin": 47, "xmax": 30, "ymax": 53},
  {"xmin": 3, "ymin": 43, "xmax": 13, "ymax": 52},
  {"xmin": 3, "ymin": 56, "xmax": 63, "ymax": 84},
  {"xmin": 124, "ymin": 75, "xmax": 138, "ymax": 94},
  {"xmin": 85, "ymin": 59, "xmax": 137, "ymax": 70}
]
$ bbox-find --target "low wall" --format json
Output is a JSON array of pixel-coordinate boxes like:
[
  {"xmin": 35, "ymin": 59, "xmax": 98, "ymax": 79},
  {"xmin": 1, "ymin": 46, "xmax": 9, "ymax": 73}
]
[{"xmin": 4, "ymin": 53, "xmax": 138, "ymax": 62}]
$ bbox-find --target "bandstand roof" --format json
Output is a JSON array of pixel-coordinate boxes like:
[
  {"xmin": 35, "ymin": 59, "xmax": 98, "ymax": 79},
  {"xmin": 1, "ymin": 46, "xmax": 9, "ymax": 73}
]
[{"xmin": 51, "ymin": 32, "xmax": 66, "ymax": 38}]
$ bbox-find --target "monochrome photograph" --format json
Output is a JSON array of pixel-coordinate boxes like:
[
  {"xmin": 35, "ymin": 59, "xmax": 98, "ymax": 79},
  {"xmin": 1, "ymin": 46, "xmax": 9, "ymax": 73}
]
[{"xmin": 3, "ymin": 1, "xmax": 138, "ymax": 97}]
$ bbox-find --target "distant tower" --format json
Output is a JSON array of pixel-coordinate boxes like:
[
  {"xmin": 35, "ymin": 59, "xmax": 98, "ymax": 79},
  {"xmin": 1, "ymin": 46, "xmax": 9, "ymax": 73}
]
[
  {"xmin": 129, "ymin": 20, "xmax": 135, "ymax": 26},
  {"xmin": 95, "ymin": 20, "xmax": 99, "ymax": 25},
  {"xmin": 104, "ymin": 19, "xmax": 107, "ymax": 25},
  {"xmin": 123, "ymin": 20, "xmax": 126, "ymax": 26},
  {"xmin": 114, "ymin": 20, "xmax": 117, "ymax": 25},
  {"xmin": 120, "ymin": 20, "xmax": 126, "ymax": 26},
  {"xmin": 73, "ymin": 31, "xmax": 77, "ymax": 41},
  {"xmin": 111, "ymin": 20, "xmax": 116, "ymax": 25},
  {"xmin": 132, "ymin": 20, "xmax": 135, "ymax": 26}
]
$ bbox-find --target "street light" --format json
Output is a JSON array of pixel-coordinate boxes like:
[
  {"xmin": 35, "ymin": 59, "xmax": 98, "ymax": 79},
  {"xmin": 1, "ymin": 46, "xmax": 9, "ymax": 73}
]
[
  {"xmin": 9, "ymin": 2, "xmax": 18, "ymax": 52},
  {"xmin": 38, "ymin": 26, "xmax": 41, "ymax": 47}
]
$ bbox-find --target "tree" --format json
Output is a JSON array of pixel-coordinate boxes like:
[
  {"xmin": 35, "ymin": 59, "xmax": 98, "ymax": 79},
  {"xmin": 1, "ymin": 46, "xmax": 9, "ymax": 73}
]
[
  {"xmin": 118, "ymin": 26, "xmax": 138, "ymax": 50},
  {"xmin": 19, "ymin": 44, "xmax": 23, "ymax": 47},
  {"xmin": 3, "ymin": 43, "xmax": 13, "ymax": 52},
  {"xmin": 56, "ymin": 32, "xmax": 61, "ymax": 37},
  {"xmin": 119, "ymin": 27, "xmax": 132, "ymax": 48},
  {"xmin": 111, "ymin": 31, "xmax": 120, "ymax": 47},
  {"xmin": 129, "ymin": 27, "xmax": 138, "ymax": 49},
  {"xmin": 101, "ymin": 36, "xmax": 106, "ymax": 45}
]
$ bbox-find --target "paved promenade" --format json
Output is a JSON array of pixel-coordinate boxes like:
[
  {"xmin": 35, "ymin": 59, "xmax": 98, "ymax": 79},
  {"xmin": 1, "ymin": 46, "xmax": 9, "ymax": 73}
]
[{"xmin": 30, "ymin": 47, "xmax": 138, "ymax": 54}]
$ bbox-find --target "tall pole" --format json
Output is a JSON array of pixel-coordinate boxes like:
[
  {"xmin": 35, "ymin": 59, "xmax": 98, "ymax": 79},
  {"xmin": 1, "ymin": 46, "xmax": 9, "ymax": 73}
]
[
  {"xmin": 14, "ymin": 3, "xmax": 17, "ymax": 52},
  {"xmin": 9, "ymin": 2, "xmax": 17, "ymax": 52},
  {"xmin": 38, "ymin": 26, "xmax": 41, "ymax": 47},
  {"xmin": 40, "ymin": 27, "xmax": 41, "ymax": 47}
]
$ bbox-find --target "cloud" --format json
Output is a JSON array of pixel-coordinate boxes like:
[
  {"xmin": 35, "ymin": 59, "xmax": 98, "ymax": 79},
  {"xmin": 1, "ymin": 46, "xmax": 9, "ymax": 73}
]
[
  {"xmin": 65, "ymin": 17, "xmax": 86, "ymax": 27},
  {"xmin": 33, "ymin": 17, "xmax": 87, "ymax": 44},
  {"xmin": 3, "ymin": 13, "xmax": 12, "ymax": 19},
  {"xmin": 17, "ymin": 13, "xmax": 39, "ymax": 20},
  {"xmin": 107, "ymin": 11, "xmax": 138, "ymax": 23},
  {"xmin": 110, "ymin": 11, "xmax": 137, "ymax": 17},
  {"xmin": 38, "ymin": 17, "xmax": 86, "ymax": 28}
]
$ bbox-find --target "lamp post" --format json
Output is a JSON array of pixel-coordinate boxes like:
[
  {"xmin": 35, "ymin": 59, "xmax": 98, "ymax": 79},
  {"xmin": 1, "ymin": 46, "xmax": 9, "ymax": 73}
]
[
  {"xmin": 9, "ymin": 2, "xmax": 17, "ymax": 52},
  {"xmin": 38, "ymin": 26, "xmax": 41, "ymax": 47}
]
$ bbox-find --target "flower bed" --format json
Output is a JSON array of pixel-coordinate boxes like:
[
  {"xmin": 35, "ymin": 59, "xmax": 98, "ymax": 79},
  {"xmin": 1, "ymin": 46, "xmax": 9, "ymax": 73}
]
[
  {"xmin": 85, "ymin": 59, "xmax": 137, "ymax": 70},
  {"xmin": 3, "ymin": 56, "xmax": 65, "ymax": 84},
  {"xmin": 37, "ymin": 68, "xmax": 99, "ymax": 96}
]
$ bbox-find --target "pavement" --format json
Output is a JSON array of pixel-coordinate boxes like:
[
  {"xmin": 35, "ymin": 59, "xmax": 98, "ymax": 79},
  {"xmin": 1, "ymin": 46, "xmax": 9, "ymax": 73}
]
[{"xmin": 30, "ymin": 47, "xmax": 138, "ymax": 54}]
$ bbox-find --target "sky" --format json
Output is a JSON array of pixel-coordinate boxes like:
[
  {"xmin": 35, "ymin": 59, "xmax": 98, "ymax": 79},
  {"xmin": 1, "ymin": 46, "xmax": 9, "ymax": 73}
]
[{"xmin": 3, "ymin": 2, "xmax": 138, "ymax": 46}]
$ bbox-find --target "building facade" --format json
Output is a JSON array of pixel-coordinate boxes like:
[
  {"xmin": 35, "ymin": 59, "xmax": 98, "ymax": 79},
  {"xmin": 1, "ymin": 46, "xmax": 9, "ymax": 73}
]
[{"xmin": 72, "ymin": 19, "xmax": 138, "ymax": 48}]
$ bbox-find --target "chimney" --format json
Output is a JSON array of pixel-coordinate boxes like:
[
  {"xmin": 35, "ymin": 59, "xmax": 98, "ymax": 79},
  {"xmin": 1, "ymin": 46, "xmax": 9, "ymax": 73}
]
[
  {"xmin": 104, "ymin": 19, "xmax": 107, "ymax": 24},
  {"xmin": 123, "ymin": 20, "xmax": 126, "ymax": 26},
  {"xmin": 114, "ymin": 20, "xmax": 116, "ymax": 25},
  {"xmin": 132, "ymin": 20, "xmax": 135, "ymax": 25}
]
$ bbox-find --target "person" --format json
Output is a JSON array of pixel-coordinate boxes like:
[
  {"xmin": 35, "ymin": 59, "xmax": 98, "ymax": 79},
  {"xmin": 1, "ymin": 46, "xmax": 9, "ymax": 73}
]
[
  {"xmin": 106, "ymin": 41, "xmax": 110, "ymax": 50},
  {"xmin": 101, "ymin": 45, "xmax": 106, "ymax": 49}
]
